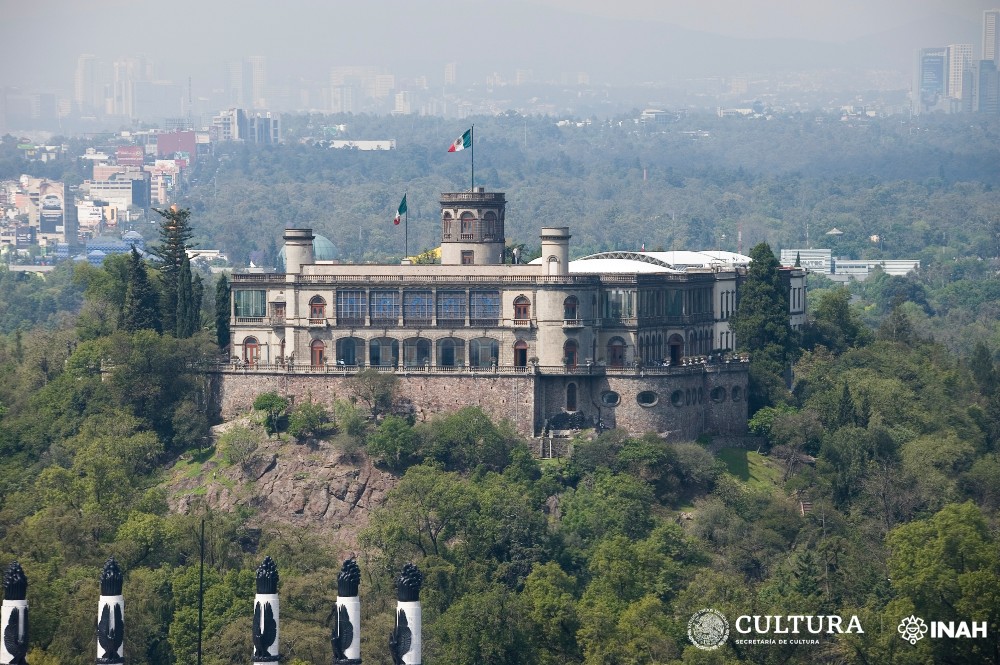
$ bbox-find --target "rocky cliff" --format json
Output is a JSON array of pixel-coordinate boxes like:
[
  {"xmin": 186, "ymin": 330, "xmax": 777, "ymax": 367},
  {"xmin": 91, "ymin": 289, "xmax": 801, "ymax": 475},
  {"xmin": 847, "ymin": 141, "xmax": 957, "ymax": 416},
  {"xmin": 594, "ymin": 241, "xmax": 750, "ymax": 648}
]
[{"xmin": 167, "ymin": 422, "xmax": 398, "ymax": 551}]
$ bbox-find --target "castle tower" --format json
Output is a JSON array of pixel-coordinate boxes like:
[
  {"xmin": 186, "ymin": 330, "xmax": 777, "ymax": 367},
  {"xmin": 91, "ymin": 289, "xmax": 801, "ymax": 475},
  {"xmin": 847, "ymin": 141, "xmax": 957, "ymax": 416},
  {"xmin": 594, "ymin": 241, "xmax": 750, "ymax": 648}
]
[
  {"xmin": 283, "ymin": 228, "xmax": 314, "ymax": 274},
  {"xmin": 440, "ymin": 188, "xmax": 506, "ymax": 265},
  {"xmin": 540, "ymin": 227, "xmax": 571, "ymax": 276}
]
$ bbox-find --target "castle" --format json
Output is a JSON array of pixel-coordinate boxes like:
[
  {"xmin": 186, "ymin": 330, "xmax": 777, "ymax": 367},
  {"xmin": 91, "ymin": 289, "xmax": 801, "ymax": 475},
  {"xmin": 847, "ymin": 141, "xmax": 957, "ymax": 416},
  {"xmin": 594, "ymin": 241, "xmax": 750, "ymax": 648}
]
[{"xmin": 218, "ymin": 188, "xmax": 806, "ymax": 445}]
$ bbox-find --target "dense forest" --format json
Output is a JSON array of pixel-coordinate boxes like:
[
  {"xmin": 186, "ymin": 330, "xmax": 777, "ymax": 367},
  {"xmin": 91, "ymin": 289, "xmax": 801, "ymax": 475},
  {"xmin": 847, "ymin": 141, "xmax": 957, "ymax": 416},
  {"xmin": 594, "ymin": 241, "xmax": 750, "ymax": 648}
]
[{"xmin": 0, "ymin": 112, "xmax": 999, "ymax": 663}]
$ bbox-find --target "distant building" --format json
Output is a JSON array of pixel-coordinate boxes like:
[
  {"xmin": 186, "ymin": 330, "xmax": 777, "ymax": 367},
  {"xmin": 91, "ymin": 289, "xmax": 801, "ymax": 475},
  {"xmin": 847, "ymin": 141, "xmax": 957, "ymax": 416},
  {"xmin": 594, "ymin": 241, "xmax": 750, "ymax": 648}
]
[
  {"xmin": 212, "ymin": 109, "xmax": 281, "ymax": 144},
  {"xmin": 221, "ymin": 188, "xmax": 807, "ymax": 442},
  {"xmin": 780, "ymin": 248, "xmax": 919, "ymax": 282},
  {"xmin": 917, "ymin": 47, "xmax": 949, "ymax": 113},
  {"xmin": 985, "ymin": 9, "xmax": 1000, "ymax": 65},
  {"xmin": 948, "ymin": 44, "xmax": 973, "ymax": 101}
]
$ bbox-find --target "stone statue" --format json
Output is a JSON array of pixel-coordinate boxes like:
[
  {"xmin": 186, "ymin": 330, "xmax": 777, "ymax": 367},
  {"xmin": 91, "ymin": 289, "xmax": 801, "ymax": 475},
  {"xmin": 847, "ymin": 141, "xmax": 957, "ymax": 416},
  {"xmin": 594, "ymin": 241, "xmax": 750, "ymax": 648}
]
[
  {"xmin": 252, "ymin": 557, "xmax": 280, "ymax": 664},
  {"xmin": 332, "ymin": 558, "xmax": 361, "ymax": 664},
  {"xmin": 388, "ymin": 563, "xmax": 422, "ymax": 665},
  {"xmin": 2, "ymin": 562, "xmax": 29, "ymax": 665},
  {"xmin": 96, "ymin": 557, "xmax": 124, "ymax": 665}
]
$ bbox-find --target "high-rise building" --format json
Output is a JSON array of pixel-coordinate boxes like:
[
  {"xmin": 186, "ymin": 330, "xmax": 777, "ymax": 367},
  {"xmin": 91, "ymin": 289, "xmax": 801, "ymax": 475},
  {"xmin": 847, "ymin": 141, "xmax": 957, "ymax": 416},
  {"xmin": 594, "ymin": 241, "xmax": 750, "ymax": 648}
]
[
  {"xmin": 444, "ymin": 62, "xmax": 457, "ymax": 86},
  {"xmin": 972, "ymin": 60, "xmax": 1000, "ymax": 113},
  {"xmin": 249, "ymin": 56, "xmax": 267, "ymax": 109},
  {"xmin": 74, "ymin": 54, "xmax": 101, "ymax": 115},
  {"xmin": 917, "ymin": 47, "xmax": 948, "ymax": 112},
  {"xmin": 984, "ymin": 9, "xmax": 1000, "ymax": 65},
  {"xmin": 948, "ymin": 44, "xmax": 973, "ymax": 100}
]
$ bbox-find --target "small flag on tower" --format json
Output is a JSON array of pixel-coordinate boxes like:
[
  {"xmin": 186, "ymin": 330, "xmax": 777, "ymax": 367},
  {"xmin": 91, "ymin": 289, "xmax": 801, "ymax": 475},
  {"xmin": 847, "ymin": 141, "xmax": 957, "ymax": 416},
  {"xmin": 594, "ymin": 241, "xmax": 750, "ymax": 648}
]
[
  {"xmin": 394, "ymin": 194, "xmax": 407, "ymax": 225},
  {"xmin": 448, "ymin": 129, "xmax": 472, "ymax": 152}
]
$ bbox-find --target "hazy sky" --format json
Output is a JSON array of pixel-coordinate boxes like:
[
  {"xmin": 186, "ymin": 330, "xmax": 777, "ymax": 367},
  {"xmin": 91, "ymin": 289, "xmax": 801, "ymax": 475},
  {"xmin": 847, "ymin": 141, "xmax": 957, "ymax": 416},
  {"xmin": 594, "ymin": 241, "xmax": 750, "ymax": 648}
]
[{"xmin": 1, "ymin": 0, "xmax": 995, "ymax": 92}]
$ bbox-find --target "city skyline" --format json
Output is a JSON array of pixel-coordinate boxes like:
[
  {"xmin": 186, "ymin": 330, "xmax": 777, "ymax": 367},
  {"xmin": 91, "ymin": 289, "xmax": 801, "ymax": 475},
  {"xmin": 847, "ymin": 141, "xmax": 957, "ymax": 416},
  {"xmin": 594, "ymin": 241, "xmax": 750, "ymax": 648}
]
[{"xmin": 2, "ymin": 1, "xmax": 994, "ymax": 93}]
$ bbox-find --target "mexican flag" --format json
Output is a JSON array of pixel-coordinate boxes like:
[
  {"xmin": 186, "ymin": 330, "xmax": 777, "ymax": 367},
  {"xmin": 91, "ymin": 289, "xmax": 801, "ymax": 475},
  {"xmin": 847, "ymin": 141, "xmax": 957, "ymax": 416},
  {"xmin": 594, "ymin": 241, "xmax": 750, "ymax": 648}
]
[
  {"xmin": 394, "ymin": 194, "xmax": 407, "ymax": 225},
  {"xmin": 448, "ymin": 129, "xmax": 472, "ymax": 152}
]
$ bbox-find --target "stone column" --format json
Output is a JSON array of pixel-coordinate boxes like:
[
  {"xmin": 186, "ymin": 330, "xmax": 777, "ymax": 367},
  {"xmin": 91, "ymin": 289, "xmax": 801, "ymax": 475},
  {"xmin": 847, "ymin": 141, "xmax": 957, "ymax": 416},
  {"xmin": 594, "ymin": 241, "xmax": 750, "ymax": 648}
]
[
  {"xmin": 331, "ymin": 559, "xmax": 361, "ymax": 664},
  {"xmin": 252, "ymin": 557, "xmax": 279, "ymax": 664},
  {"xmin": 96, "ymin": 557, "xmax": 124, "ymax": 664},
  {"xmin": 388, "ymin": 563, "xmax": 422, "ymax": 665},
  {"xmin": 1, "ymin": 562, "xmax": 28, "ymax": 665}
]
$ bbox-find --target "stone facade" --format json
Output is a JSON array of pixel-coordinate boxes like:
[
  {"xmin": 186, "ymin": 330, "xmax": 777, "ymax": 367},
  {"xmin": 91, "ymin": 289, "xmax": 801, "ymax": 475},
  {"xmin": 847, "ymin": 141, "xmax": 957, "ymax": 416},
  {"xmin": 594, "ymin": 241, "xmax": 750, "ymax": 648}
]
[
  {"xmin": 223, "ymin": 187, "xmax": 802, "ymax": 444},
  {"xmin": 212, "ymin": 361, "xmax": 748, "ymax": 441}
]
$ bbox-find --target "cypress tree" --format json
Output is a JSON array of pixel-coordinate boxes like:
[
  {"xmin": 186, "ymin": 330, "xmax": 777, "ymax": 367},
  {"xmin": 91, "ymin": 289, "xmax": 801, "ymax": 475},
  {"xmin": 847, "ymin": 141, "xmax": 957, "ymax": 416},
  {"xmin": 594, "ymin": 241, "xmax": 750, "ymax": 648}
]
[
  {"xmin": 836, "ymin": 382, "xmax": 857, "ymax": 428},
  {"xmin": 215, "ymin": 273, "xmax": 231, "ymax": 351},
  {"xmin": 730, "ymin": 242, "xmax": 793, "ymax": 412},
  {"xmin": 119, "ymin": 247, "xmax": 161, "ymax": 333},
  {"xmin": 176, "ymin": 252, "xmax": 193, "ymax": 337},
  {"xmin": 192, "ymin": 273, "xmax": 204, "ymax": 334},
  {"xmin": 153, "ymin": 205, "xmax": 194, "ymax": 336}
]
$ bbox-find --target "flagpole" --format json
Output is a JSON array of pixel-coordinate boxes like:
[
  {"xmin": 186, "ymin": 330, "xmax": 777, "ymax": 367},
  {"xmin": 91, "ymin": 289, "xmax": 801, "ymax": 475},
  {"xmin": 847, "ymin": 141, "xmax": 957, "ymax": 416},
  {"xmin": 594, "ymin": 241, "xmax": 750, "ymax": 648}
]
[
  {"xmin": 471, "ymin": 124, "xmax": 475, "ymax": 192},
  {"xmin": 404, "ymin": 192, "xmax": 408, "ymax": 260}
]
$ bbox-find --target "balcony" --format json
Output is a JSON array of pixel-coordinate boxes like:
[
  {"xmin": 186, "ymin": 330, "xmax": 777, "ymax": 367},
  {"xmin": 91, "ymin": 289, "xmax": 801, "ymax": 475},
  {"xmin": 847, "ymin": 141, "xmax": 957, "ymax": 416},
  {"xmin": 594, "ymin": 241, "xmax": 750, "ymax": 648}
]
[
  {"xmin": 268, "ymin": 317, "xmax": 286, "ymax": 327},
  {"xmin": 513, "ymin": 318, "xmax": 533, "ymax": 328},
  {"xmin": 562, "ymin": 318, "xmax": 584, "ymax": 329},
  {"xmin": 307, "ymin": 318, "xmax": 328, "ymax": 328}
]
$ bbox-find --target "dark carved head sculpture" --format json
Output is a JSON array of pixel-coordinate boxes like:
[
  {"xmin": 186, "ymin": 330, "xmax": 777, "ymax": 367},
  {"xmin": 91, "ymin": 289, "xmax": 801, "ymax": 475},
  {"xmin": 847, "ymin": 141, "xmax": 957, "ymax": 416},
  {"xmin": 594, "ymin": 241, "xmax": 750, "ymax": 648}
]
[
  {"xmin": 337, "ymin": 558, "xmax": 361, "ymax": 597},
  {"xmin": 100, "ymin": 557, "xmax": 123, "ymax": 596},
  {"xmin": 256, "ymin": 556, "xmax": 279, "ymax": 594},
  {"xmin": 395, "ymin": 562, "xmax": 423, "ymax": 602},
  {"xmin": 3, "ymin": 561, "xmax": 27, "ymax": 601}
]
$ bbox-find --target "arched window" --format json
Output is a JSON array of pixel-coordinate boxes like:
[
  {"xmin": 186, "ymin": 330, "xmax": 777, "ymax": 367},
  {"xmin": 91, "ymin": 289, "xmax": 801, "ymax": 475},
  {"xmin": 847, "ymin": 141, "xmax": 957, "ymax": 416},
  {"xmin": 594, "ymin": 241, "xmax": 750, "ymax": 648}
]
[
  {"xmin": 513, "ymin": 295, "xmax": 531, "ymax": 322},
  {"xmin": 470, "ymin": 337, "xmax": 499, "ymax": 368},
  {"xmin": 483, "ymin": 211, "xmax": 497, "ymax": 238},
  {"xmin": 563, "ymin": 295, "xmax": 579, "ymax": 321},
  {"xmin": 566, "ymin": 383, "xmax": 578, "ymax": 411},
  {"xmin": 442, "ymin": 212, "xmax": 453, "ymax": 238},
  {"xmin": 436, "ymin": 337, "xmax": 465, "ymax": 367},
  {"xmin": 513, "ymin": 340, "xmax": 528, "ymax": 367},
  {"xmin": 369, "ymin": 337, "xmax": 399, "ymax": 367},
  {"xmin": 563, "ymin": 340, "xmax": 578, "ymax": 369},
  {"xmin": 310, "ymin": 339, "xmax": 325, "ymax": 368},
  {"xmin": 243, "ymin": 336, "xmax": 259, "ymax": 365},
  {"xmin": 309, "ymin": 295, "xmax": 326, "ymax": 321},
  {"xmin": 403, "ymin": 337, "xmax": 431, "ymax": 368},
  {"xmin": 336, "ymin": 337, "xmax": 363, "ymax": 366},
  {"xmin": 460, "ymin": 211, "xmax": 475, "ymax": 236},
  {"xmin": 607, "ymin": 337, "xmax": 626, "ymax": 368}
]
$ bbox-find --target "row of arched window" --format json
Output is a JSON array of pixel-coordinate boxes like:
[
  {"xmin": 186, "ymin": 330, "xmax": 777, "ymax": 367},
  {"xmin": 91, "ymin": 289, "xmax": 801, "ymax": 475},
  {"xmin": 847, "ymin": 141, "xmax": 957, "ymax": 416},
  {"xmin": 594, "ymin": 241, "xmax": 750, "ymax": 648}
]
[{"xmin": 242, "ymin": 336, "xmax": 528, "ymax": 368}]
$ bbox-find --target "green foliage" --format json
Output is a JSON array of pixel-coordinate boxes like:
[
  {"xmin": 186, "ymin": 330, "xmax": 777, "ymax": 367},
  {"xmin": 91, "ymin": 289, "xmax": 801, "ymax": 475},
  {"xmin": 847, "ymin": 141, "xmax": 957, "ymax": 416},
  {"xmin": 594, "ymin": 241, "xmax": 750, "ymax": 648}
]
[
  {"xmin": 214, "ymin": 273, "xmax": 231, "ymax": 350},
  {"xmin": 253, "ymin": 391, "xmax": 289, "ymax": 434},
  {"xmin": 729, "ymin": 242, "xmax": 793, "ymax": 412},
  {"xmin": 417, "ymin": 407, "xmax": 525, "ymax": 473},
  {"xmin": 287, "ymin": 396, "xmax": 333, "ymax": 440},
  {"xmin": 152, "ymin": 205, "xmax": 196, "ymax": 337},
  {"xmin": 220, "ymin": 424, "xmax": 262, "ymax": 467},
  {"xmin": 366, "ymin": 414, "xmax": 419, "ymax": 470},
  {"xmin": 118, "ymin": 248, "xmax": 161, "ymax": 334},
  {"xmin": 346, "ymin": 368, "xmax": 398, "ymax": 418}
]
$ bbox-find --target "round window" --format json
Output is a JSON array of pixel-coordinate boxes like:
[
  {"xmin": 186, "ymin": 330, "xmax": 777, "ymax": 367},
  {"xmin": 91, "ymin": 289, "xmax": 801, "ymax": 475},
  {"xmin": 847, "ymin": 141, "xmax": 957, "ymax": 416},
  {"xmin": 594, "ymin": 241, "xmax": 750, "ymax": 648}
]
[
  {"xmin": 710, "ymin": 386, "xmax": 726, "ymax": 402},
  {"xmin": 637, "ymin": 390, "xmax": 658, "ymax": 407},
  {"xmin": 601, "ymin": 391, "xmax": 621, "ymax": 406},
  {"xmin": 671, "ymin": 390, "xmax": 683, "ymax": 407}
]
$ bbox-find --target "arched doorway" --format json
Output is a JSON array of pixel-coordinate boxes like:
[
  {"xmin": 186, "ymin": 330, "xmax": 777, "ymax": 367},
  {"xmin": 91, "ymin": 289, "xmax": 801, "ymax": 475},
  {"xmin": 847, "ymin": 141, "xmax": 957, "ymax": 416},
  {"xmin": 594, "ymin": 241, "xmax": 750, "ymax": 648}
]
[
  {"xmin": 436, "ymin": 337, "xmax": 465, "ymax": 367},
  {"xmin": 513, "ymin": 340, "xmax": 528, "ymax": 367},
  {"xmin": 403, "ymin": 337, "xmax": 431, "ymax": 367},
  {"xmin": 566, "ymin": 383, "xmax": 578, "ymax": 411},
  {"xmin": 369, "ymin": 337, "xmax": 399, "ymax": 367},
  {"xmin": 608, "ymin": 337, "xmax": 626, "ymax": 367},
  {"xmin": 243, "ymin": 336, "xmax": 259, "ymax": 365},
  {"xmin": 563, "ymin": 340, "xmax": 578, "ymax": 369},
  {"xmin": 310, "ymin": 339, "xmax": 325, "ymax": 368},
  {"xmin": 668, "ymin": 334, "xmax": 684, "ymax": 364}
]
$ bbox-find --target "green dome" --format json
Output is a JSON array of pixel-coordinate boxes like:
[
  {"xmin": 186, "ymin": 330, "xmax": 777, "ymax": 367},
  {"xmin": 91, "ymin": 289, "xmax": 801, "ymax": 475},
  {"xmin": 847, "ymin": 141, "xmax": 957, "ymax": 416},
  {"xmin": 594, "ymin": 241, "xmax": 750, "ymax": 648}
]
[
  {"xmin": 312, "ymin": 234, "xmax": 337, "ymax": 260},
  {"xmin": 278, "ymin": 233, "xmax": 337, "ymax": 269}
]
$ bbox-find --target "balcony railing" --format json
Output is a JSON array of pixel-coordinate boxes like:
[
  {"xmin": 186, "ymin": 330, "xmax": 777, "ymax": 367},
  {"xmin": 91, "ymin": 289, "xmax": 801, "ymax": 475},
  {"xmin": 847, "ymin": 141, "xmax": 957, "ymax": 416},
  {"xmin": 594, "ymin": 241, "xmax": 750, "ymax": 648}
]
[{"xmin": 206, "ymin": 355, "xmax": 749, "ymax": 376}]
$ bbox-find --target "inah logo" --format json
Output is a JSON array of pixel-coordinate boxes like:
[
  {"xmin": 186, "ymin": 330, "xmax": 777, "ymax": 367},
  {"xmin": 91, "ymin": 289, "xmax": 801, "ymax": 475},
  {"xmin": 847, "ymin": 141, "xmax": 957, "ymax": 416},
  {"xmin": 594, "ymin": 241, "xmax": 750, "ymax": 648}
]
[
  {"xmin": 898, "ymin": 615, "xmax": 928, "ymax": 644},
  {"xmin": 688, "ymin": 608, "xmax": 729, "ymax": 650}
]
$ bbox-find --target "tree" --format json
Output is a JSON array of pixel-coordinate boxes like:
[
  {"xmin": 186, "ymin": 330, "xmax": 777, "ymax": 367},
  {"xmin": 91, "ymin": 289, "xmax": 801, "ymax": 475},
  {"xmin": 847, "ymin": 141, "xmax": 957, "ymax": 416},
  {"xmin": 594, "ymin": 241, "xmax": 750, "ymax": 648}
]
[
  {"xmin": 287, "ymin": 397, "xmax": 332, "ymax": 440},
  {"xmin": 215, "ymin": 273, "xmax": 231, "ymax": 351},
  {"xmin": 175, "ymin": 252, "xmax": 193, "ymax": 337},
  {"xmin": 366, "ymin": 415, "xmax": 419, "ymax": 471},
  {"xmin": 729, "ymin": 242, "xmax": 793, "ymax": 412},
  {"xmin": 253, "ymin": 392, "xmax": 289, "ymax": 435},
  {"xmin": 118, "ymin": 248, "xmax": 161, "ymax": 334},
  {"xmin": 347, "ymin": 368, "xmax": 398, "ymax": 419},
  {"xmin": 152, "ymin": 205, "xmax": 195, "ymax": 336}
]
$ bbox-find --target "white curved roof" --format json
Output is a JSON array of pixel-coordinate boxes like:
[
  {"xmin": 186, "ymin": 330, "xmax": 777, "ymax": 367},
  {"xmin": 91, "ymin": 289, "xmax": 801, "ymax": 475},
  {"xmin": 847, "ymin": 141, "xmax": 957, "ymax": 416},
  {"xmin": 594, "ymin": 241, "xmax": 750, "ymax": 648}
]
[{"xmin": 528, "ymin": 249, "xmax": 751, "ymax": 274}]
